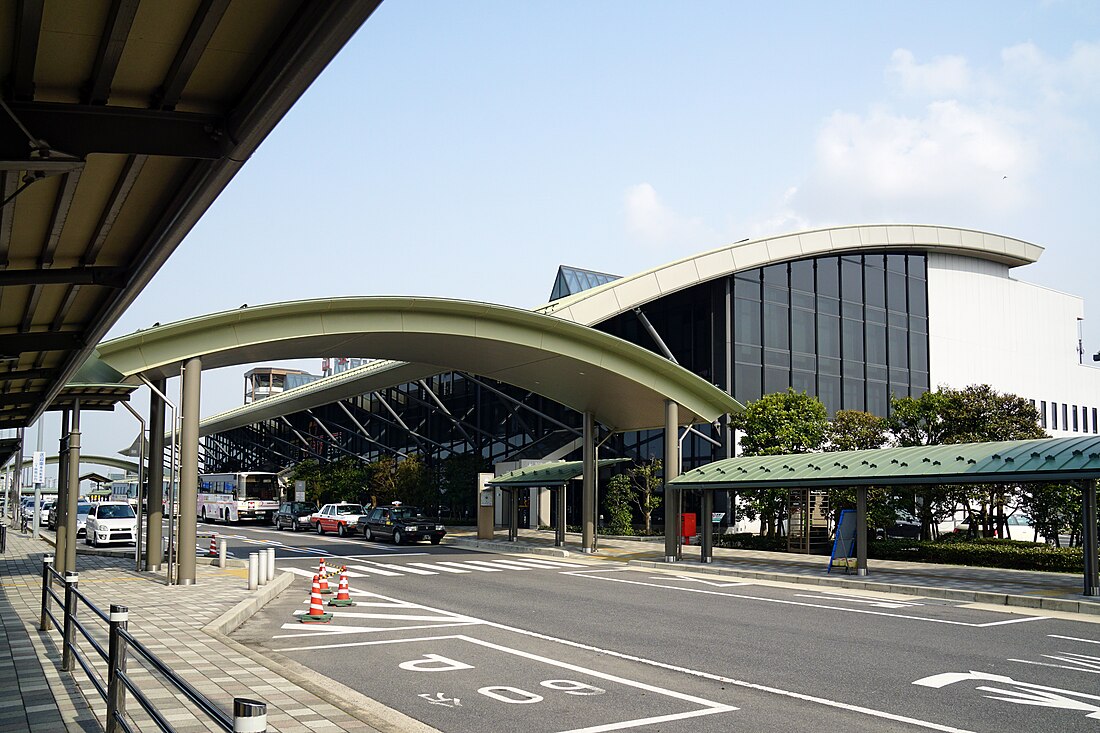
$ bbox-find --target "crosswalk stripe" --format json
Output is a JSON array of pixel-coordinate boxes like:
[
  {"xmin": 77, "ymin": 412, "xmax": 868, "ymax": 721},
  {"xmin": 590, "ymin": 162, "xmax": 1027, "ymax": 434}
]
[
  {"xmin": 436, "ymin": 561, "xmax": 503, "ymax": 572},
  {"xmin": 504, "ymin": 558, "xmax": 583, "ymax": 568},
  {"xmin": 409, "ymin": 562, "xmax": 467, "ymax": 573},
  {"xmin": 365, "ymin": 563, "xmax": 437, "ymax": 575},
  {"xmin": 470, "ymin": 559, "xmax": 539, "ymax": 570},
  {"xmin": 284, "ymin": 566, "xmax": 368, "ymax": 580},
  {"xmin": 344, "ymin": 564, "xmax": 403, "ymax": 577},
  {"xmin": 461, "ymin": 559, "xmax": 530, "ymax": 571}
]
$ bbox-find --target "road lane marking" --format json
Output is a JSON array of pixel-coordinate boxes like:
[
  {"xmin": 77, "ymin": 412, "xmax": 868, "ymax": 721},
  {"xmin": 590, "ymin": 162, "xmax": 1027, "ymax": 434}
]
[
  {"xmin": 463, "ymin": 559, "xmax": 532, "ymax": 571},
  {"xmin": 344, "ymin": 564, "xmax": 403, "ymax": 577},
  {"xmin": 437, "ymin": 561, "xmax": 504, "ymax": 572},
  {"xmin": 1049, "ymin": 634, "xmax": 1100, "ymax": 645},
  {"xmin": 409, "ymin": 562, "xmax": 467, "ymax": 573},
  {"xmin": 361, "ymin": 562, "xmax": 438, "ymax": 575},
  {"xmin": 563, "ymin": 571, "xmax": 1050, "ymax": 628},
  {"xmin": 793, "ymin": 592, "xmax": 924, "ymax": 609},
  {"xmin": 278, "ymin": 591, "xmax": 970, "ymax": 733}
]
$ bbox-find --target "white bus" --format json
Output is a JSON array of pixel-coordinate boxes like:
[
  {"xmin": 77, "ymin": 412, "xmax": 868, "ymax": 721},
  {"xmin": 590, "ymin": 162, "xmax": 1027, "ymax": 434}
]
[{"xmin": 197, "ymin": 472, "xmax": 279, "ymax": 524}]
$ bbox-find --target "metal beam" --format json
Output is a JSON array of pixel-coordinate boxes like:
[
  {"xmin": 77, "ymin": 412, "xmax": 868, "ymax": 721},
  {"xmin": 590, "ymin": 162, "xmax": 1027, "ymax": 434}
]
[
  {"xmin": 40, "ymin": 170, "xmax": 83, "ymax": 266},
  {"xmin": 11, "ymin": 0, "xmax": 44, "ymax": 101},
  {"xmin": 82, "ymin": 155, "xmax": 146, "ymax": 265},
  {"xmin": 463, "ymin": 374, "xmax": 582, "ymax": 436},
  {"xmin": 0, "ymin": 171, "xmax": 16, "ymax": 266},
  {"xmin": 0, "ymin": 331, "xmax": 83, "ymax": 354},
  {"xmin": 634, "ymin": 307, "xmax": 678, "ymax": 364},
  {"xmin": 0, "ymin": 266, "xmax": 128, "ymax": 287},
  {"xmin": 85, "ymin": 0, "xmax": 141, "ymax": 105},
  {"xmin": 335, "ymin": 401, "xmax": 408, "ymax": 458},
  {"xmin": 0, "ymin": 367, "xmax": 56, "ymax": 381},
  {"xmin": 0, "ymin": 392, "xmax": 43, "ymax": 408},
  {"xmin": 154, "ymin": 0, "xmax": 231, "ymax": 110},
  {"xmin": 0, "ymin": 102, "xmax": 229, "ymax": 159}
]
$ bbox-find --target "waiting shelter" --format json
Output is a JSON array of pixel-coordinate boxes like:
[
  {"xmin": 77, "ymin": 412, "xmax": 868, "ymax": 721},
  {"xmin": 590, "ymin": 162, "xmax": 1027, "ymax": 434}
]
[
  {"xmin": 668, "ymin": 436, "xmax": 1100, "ymax": 597},
  {"xmin": 487, "ymin": 458, "xmax": 631, "ymax": 547}
]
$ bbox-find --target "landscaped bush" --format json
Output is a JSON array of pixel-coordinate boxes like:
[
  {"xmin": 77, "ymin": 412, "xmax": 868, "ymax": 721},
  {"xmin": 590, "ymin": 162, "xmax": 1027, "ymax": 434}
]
[
  {"xmin": 868, "ymin": 537, "xmax": 1083, "ymax": 573},
  {"xmin": 718, "ymin": 532, "xmax": 789, "ymax": 552}
]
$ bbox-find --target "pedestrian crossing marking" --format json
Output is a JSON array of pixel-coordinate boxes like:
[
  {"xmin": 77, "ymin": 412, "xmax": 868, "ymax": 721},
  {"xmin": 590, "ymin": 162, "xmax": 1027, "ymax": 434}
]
[
  {"xmin": 472, "ymin": 558, "xmax": 543, "ymax": 570},
  {"xmin": 343, "ymin": 564, "xmax": 403, "ymax": 577},
  {"xmin": 409, "ymin": 562, "xmax": 467, "ymax": 573},
  {"xmin": 283, "ymin": 557, "xmax": 589, "ymax": 580},
  {"xmin": 362, "ymin": 562, "xmax": 437, "ymax": 575},
  {"xmin": 436, "ymin": 561, "xmax": 503, "ymax": 572},
  {"xmin": 464, "ymin": 559, "xmax": 531, "ymax": 571}
]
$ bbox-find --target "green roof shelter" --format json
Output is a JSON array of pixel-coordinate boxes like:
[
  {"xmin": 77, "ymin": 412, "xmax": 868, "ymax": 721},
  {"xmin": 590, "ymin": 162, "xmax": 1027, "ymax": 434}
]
[{"xmin": 669, "ymin": 436, "xmax": 1100, "ymax": 597}]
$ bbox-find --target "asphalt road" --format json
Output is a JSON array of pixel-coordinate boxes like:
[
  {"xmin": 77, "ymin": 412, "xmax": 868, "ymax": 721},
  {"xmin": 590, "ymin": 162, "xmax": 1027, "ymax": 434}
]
[{"xmin": 218, "ymin": 522, "xmax": 1100, "ymax": 733}]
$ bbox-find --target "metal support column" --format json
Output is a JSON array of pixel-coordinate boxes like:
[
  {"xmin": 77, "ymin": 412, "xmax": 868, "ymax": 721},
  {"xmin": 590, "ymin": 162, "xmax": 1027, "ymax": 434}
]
[
  {"xmin": 120, "ymin": 402, "xmax": 146, "ymax": 572},
  {"xmin": 64, "ymin": 399, "xmax": 81, "ymax": 572},
  {"xmin": 664, "ymin": 400, "xmax": 680, "ymax": 563},
  {"xmin": 701, "ymin": 490, "xmax": 714, "ymax": 563},
  {"xmin": 1083, "ymin": 479, "xmax": 1098, "ymax": 597},
  {"xmin": 555, "ymin": 484, "xmax": 566, "ymax": 547},
  {"xmin": 509, "ymin": 489, "xmax": 518, "ymax": 542},
  {"xmin": 856, "ymin": 486, "xmax": 868, "ymax": 576},
  {"xmin": 581, "ymin": 412, "xmax": 596, "ymax": 553},
  {"xmin": 55, "ymin": 410, "xmax": 71, "ymax": 573},
  {"xmin": 145, "ymin": 377, "xmax": 166, "ymax": 571},
  {"xmin": 178, "ymin": 357, "xmax": 201, "ymax": 585}
]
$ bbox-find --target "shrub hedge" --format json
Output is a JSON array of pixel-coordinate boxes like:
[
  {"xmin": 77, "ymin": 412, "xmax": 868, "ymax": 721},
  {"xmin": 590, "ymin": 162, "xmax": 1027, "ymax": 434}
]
[
  {"xmin": 718, "ymin": 533, "xmax": 789, "ymax": 552},
  {"xmin": 868, "ymin": 537, "xmax": 1084, "ymax": 573}
]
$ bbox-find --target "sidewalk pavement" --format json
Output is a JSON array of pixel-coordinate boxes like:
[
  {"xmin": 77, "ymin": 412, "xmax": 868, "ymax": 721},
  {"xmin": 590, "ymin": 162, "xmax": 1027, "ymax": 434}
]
[
  {"xmin": 2, "ymin": 524, "xmax": 1097, "ymax": 733},
  {"xmin": 448, "ymin": 528, "xmax": 1100, "ymax": 617},
  {"xmin": 0, "ymin": 525, "xmax": 425, "ymax": 733}
]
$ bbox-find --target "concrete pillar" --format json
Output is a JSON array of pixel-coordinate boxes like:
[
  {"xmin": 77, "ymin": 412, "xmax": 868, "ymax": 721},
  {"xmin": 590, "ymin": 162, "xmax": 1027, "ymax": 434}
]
[
  {"xmin": 581, "ymin": 412, "xmax": 596, "ymax": 553},
  {"xmin": 856, "ymin": 486, "xmax": 868, "ymax": 576},
  {"xmin": 555, "ymin": 484, "xmax": 566, "ymax": 547},
  {"xmin": 65, "ymin": 401, "xmax": 81, "ymax": 572},
  {"xmin": 701, "ymin": 489, "xmax": 713, "ymax": 563},
  {"xmin": 535, "ymin": 487, "xmax": 550, "ymax": 529},
  {"xmin": 178, "ymin": 358, "xmax": 201, "ymax": 585},
  {"xmin": 1084, "ymin": 479, "xmax": 1098, "ymax": 597},
  {"xmin": 508, "ymin": 489, "xmax": 518, "ymax": 541},
  {"xmin": 664, "ymin": 400, "xmax": 680, "ymax": 563},
  {"xmin": 476, "ymin": 472, "xmax": 495, "ymax": 540},
  {"xmin": 146, "ymin": 377, "xmax": 166, "ymax": 571},
  {"xmin": 55, "ymin": 410, "xmax": 71, "ymax": 574}
]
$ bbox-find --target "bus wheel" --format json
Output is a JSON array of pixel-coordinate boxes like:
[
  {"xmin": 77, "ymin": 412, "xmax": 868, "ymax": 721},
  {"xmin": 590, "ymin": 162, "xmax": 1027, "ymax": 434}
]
[{"xmin": 201, "ymin": 509, "xmax": 207, "ymax": 524}]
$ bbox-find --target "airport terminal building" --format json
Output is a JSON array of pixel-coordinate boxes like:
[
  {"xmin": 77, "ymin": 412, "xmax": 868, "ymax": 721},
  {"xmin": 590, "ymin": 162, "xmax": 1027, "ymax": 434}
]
[{"xmin": 200, "ymin": 224, "xmax": 1100, "ymax": 482}]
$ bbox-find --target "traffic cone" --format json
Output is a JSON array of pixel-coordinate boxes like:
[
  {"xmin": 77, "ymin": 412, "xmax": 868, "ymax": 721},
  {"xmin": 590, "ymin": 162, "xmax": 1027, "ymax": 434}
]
[
  {"xmin": 328, "ymin": 568, "xmax": 356, "ymax": 607},
  {"xmin": 317, "ymin": 557, "xmax": 327, "ymax": 578},
  {"xmin": 297, "ymin": 575, "xmax": 332, "ymax": 623},
  {"xmin": 317, "ymin": 564, "xmax": 333, "ymax": 595},
  {"xmin": 208, "ymin": 534, "xmax": 218, "ymax": 557}
]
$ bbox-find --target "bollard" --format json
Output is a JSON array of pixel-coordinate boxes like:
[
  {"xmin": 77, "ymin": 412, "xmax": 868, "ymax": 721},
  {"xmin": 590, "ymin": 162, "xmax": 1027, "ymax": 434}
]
[
  {"xmin": 40, "ymin": 554, "xmax": 54, "ymax": 631},
  {"xmin": 218, "ymin": 539, "xmax": 227, "ymax": 569},
  {"xmin": 1, "ymin": 523, "xmax": 6, "ymax": 553},
  {"xmin": 247, "ymin": 553, "xmax": 258, "ymax": 591},
  {"xmin": 257, "ymin": 552, "xmax": 267, "ymax": 586},
  {"xmin": 233, "ymin": 698, "xmax": 267, "ymax": 732},
  {"xmin": 106, "ymin": 605, "xmax": 129, "ymax": 733},
  {"xmin": 62, "ymin": 571, "xmax": 79, "ymax": 672},
  {"xmin": 266, "ymin": 547, "xmax": 275, "ymax": 582}
]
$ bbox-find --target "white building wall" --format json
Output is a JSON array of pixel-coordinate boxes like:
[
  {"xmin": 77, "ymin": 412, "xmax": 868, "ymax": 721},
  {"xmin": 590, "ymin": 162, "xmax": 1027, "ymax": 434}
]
[{"xmin": 927, "ymin": 253, "xmax": 1100, "ymax": 436}]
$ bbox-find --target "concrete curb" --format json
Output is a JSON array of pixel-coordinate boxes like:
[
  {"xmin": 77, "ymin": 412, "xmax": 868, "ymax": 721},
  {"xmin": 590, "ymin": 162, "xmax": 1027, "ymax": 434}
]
[
  {"xmin": 447, "ymin": 536, "xmax": 572, "ymax": 558},
  {"xmin": 623, "ymin": 559, "xmax": 1100, "ymax": 616},
  {"xmin": 203, "ymin": 571, "xmax": 440, "ymax": 733}
]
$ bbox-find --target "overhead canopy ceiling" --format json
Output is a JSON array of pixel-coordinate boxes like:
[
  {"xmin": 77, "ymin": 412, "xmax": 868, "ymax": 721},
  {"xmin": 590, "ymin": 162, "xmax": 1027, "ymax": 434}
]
[
  {"xmin": 0, "ymin": 0, "xmax": 381, "ymax": 430},
  {"xmin": 84, "ymin": 296, "xmax": 744, "ymax": 430},
  {"xmin": 668, "ymin": 436, "xmax": 1100, "ymax": 490}
]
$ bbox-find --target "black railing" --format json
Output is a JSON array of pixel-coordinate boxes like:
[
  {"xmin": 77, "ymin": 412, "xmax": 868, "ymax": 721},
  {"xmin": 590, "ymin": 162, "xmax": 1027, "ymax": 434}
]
[{"xmin": 40, "ymin": 554, "xmax": 267, "ymax": 733}]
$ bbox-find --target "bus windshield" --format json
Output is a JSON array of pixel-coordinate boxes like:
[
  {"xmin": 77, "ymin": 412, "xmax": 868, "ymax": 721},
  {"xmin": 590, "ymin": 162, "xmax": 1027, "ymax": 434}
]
[{"xmin": 239, "ymin": 474, "xmax": 277, "ymax": 502}]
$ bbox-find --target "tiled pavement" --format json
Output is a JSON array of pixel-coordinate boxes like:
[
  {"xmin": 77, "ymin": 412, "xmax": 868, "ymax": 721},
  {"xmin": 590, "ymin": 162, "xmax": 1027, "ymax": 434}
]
[{"xmin": 0, "ymin": 526, "xmax": 402, "ymax": 733}]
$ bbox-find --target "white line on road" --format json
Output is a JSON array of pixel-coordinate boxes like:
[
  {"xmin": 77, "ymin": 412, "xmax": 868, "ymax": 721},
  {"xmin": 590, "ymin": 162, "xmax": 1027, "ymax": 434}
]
[
  {"xmin": 279, "ymin": 590, "xmax": 971, "ymax": 733},
  {"xmin": 408, "ymin": 562, "xmax": 467, "ymax": 573},
  {"xmin": 1049, "ymin": 634, "xmax": 1100, "ymax": 645},
  {"xmin": 463, "ymin": 559, "xmax": 532, "ymax": 571},
  {"xmin": 358, "ymin": 562, "xmax": 437, "ymax": 575},
  {"xmin": 1008, "ymin": 658, "xmax": 1100, "ymax": 674},
  {"xmin": 343, "ymin": 564, "xmax": 403, "ymax": 577},
  {"xmin": 436, "ymin": 561, "xmax": 503, "ymax": 572},
  {"xmin": 563, "ymin": 571, "xmax": 1050, "ymax": 628}
]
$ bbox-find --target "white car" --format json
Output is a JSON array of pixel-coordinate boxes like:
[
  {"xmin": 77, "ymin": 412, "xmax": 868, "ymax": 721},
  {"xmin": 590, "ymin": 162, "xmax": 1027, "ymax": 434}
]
[
  {"xmin": 85, "ymin": 502, "xmax": 138, "ymax": 547},
  {"xmin": 312, "ymin": 502, "xmax": 369, "ymax": 537}
]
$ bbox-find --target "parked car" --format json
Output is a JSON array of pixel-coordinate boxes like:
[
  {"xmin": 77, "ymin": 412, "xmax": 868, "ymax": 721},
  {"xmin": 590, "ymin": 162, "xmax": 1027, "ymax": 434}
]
[
  {"xmin": 47, "ymin": 501, "xmax": 93, "ymax": 535},
  {"xmin": 274, "ymin": 501, "xmax": 317, "ymax": 532},
  {"xmin": 84, "ymin": 502, "xmax": 137, "ymax": 547},
  {"xmin": 22, "ymin": 496, "xmax": 57, "ymax": 525},
  {"xmin": 358, "ymin": 503, "xmax": 446, "ymax": 545},
  {"xmin": 312, "ymin": 502, "xmax": 369, "ymax": 537}
]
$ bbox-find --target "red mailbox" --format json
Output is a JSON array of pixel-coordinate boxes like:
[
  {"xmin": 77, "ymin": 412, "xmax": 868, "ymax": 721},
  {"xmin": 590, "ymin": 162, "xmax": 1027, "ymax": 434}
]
[{"xmin": 681, "ymin": 512, "xmax": 697, "ymax": 544}]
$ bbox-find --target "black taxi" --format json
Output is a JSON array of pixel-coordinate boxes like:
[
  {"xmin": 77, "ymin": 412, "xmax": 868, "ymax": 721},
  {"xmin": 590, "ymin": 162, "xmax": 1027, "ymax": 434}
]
[{"xmin": 358, "ymin": 503, "xmax": 446, "ymax": 545}]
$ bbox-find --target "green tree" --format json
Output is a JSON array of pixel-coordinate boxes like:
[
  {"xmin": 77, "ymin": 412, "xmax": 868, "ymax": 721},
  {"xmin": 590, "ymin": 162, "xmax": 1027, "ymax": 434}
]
[
  {"xmin": 287, "ymin": 459, "xmax": 324, "ymax": 504},
  {"xmin": 325, "ymin": 456, "xmax": 372, "ymax": 504},
  {"xmin": 367, "ymin": 455, "xmax": 399, "ymax": 506},
  {"xmin": 603, "ymin": 474, "xmax": 634, "ymax": 535},
  {"xmin": 440, "ymin": 453, "xmax": 490, "ymax": 519},
  {"xmin": 628, "ymin": 458, "xmax": 663, "ymax": 535},
  {"xmin": 1019, "ymin": 483, "xmax": 1080, "ymax": 546},
  {"xmin": 395, "ymin": 453, "xmax": 437, "ymax": 510},
  {"xmin": 825, "ymin": 410, "xmax": 893, "ymax": 532},
  {"xmin": 733, "ymin": 389, "xmax": 828, "ymax": 536}
]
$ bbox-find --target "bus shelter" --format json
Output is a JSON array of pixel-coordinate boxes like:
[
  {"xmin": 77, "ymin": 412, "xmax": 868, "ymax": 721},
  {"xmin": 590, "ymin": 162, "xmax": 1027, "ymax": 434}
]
[
  {"xmin": 488, "ymin": 459, "xmax": 631, "ymax": 547},
  {"xmin": 668, "ymin": 436, "xmax": 1100, "ymax": 598}
]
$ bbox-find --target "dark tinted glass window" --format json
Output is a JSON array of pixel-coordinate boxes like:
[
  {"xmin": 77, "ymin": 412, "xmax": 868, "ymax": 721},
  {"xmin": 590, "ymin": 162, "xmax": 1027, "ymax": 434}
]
[
  {"xmin": 888, "ymin": 327, "xmax": 908, "ymax": 367},
  {"xmin": 887, "ymin": 272, "xmax": 907, "ymax": 312},
  {"xmin": 909, "ymin": 277, "xmax": 928, "ymax": 317},
  {"xmin": 1063, "ymin": 404, "xmax": 1069, "ymax": 430},
  {"xmin": 792, "ymin": 309, "xmax": 815, "ymax": 354},
  {"xmin": 734, "ymin": 364, "xmax": 761, "ymax": 402},
  {"xmin": 764, "ymin": 365, "xmax": 790, "ymax": 394},
  {"xmin": 763, "ymin": 263, "xmax": 788, "ymax": 288},
  {"xmin": 1073, "ymin": 406, "xmax": 1079, "ymax": 432},
  {"xmin": 734, "ymin": 298, "xmax": 762, "ymax": 346},
  {"xmin": 840, "ymin": 257, "xmax": 862, "ymax": 302},
  {"xmin": 908, "ymin": 254, "xmax": 926, "ymax": 280},
  {"xmin": 1040, "ymin": 401, "xmax": 1047, "ymax": 428},
  {"xmin": 792, "ymin": 370, "xmax": 815, "ymax": 395},
  {"xmin": 866, "ymin": 381, "xmax": 889, "ymax": 416},
  {"xmin": 818, "ymin": 315, "xmax": 840, "ymax": 358},
  {"xmin": 909, "ymin": 333, "xmax": 929, "ymax": 373},
  {"xmin": 790, "ymin": 260, "xmax": 814, "ymax": 293},
  {"xmin": 864, "ymin": 259, "xmax": 885, "ymax": 308},
  {"xmin": 764, "ymin": 303, "xmax": 789, "ymax": 349},
  {"xmin": 866, "ymin": 323, "xmax": 887, "ymax": 366},
  {"xmin": 818, "ymin": 375, "xmax": 841, "ymax": 414},
  {"xmin": 816, "ymin": 258, "xmax": 839, "ymax": 298},
  {"xmin": 843, "ymin": 378, "xmax": 864, "ymax": 411},
  {"xmin": 1052, "ymin": 403, "xmax": 1058, "ymax": 430},
  {"xmin": 1093, "ymin": 408, "xmax": 1097, "ymax": 434}
]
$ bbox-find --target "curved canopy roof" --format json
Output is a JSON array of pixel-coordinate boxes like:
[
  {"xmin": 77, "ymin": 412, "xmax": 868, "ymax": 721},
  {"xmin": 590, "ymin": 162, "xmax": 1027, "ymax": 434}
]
[
  {"xmin": 86, "ymin": 297, "xmax": 743, "ymax": 430},
  {"xmin": 669, "ymin": 436, "xmax": 1100, "ymax": 490},
  {"xmin": 0, "ymin": 1, "xmax": 380, "ymax": 430},
  {"xmin": 22, "ymin": 453, "xmax": 138, "ymax": 473},
  {"xmin": 489, "ymin": 458, "xmax": 631, "ymax": 487},
  {"xmin": 537, "ymin": 224, "xmax": 1044, "ymax": 326}
]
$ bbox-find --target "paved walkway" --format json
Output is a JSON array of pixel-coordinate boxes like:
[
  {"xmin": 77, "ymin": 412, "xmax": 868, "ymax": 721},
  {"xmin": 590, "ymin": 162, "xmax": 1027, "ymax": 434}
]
[{"xmin": 0, "ymin": 525, "xmax": 410, "ymax": 733}]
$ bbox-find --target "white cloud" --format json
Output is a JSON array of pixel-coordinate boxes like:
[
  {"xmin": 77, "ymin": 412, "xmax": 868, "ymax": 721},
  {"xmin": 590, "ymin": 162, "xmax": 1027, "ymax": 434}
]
[
  {"xmin": 769, "ymin": 42, "xmax": 1100, "ymax": 228},
  {"xmin": 887, "ymin": 49, "xmax": 972, "ymax": 98},
  {"xmin": 623, "ymin": 183, "xmax": 715, "ymax": 248}
]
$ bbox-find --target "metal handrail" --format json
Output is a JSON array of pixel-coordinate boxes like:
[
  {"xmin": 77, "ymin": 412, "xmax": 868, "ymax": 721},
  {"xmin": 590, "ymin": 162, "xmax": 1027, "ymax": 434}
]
[{"xmin": 39, "ymin": 554, "xmax": 267, "ymax": 732}]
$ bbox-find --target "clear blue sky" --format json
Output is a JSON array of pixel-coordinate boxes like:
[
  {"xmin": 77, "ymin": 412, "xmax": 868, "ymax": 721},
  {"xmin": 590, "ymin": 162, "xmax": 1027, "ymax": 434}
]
[{"xmin": 35, "ymin": 0, "xmax": 1100, "ymax": 470}]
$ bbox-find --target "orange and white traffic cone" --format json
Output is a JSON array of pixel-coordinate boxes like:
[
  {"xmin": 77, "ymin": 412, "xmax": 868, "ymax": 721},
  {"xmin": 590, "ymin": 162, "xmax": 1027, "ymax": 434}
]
[
  {"xmin": 317, "ymin": 563, "xmax": 333, "ymax": 594},
  {"xmin": 208, "ymin": 534, "xmax": 218, "ymax": 557},
  {"xmin": 317, "ymin": 557, "xmax": 327, "ymax": 578},
  {"xmin": 328, "ymin": 568, "xmax": 356, "ymax": 607},
  {"xmin": 297, "ymin": 575, "xmax": 332, "ymax": 623}
]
